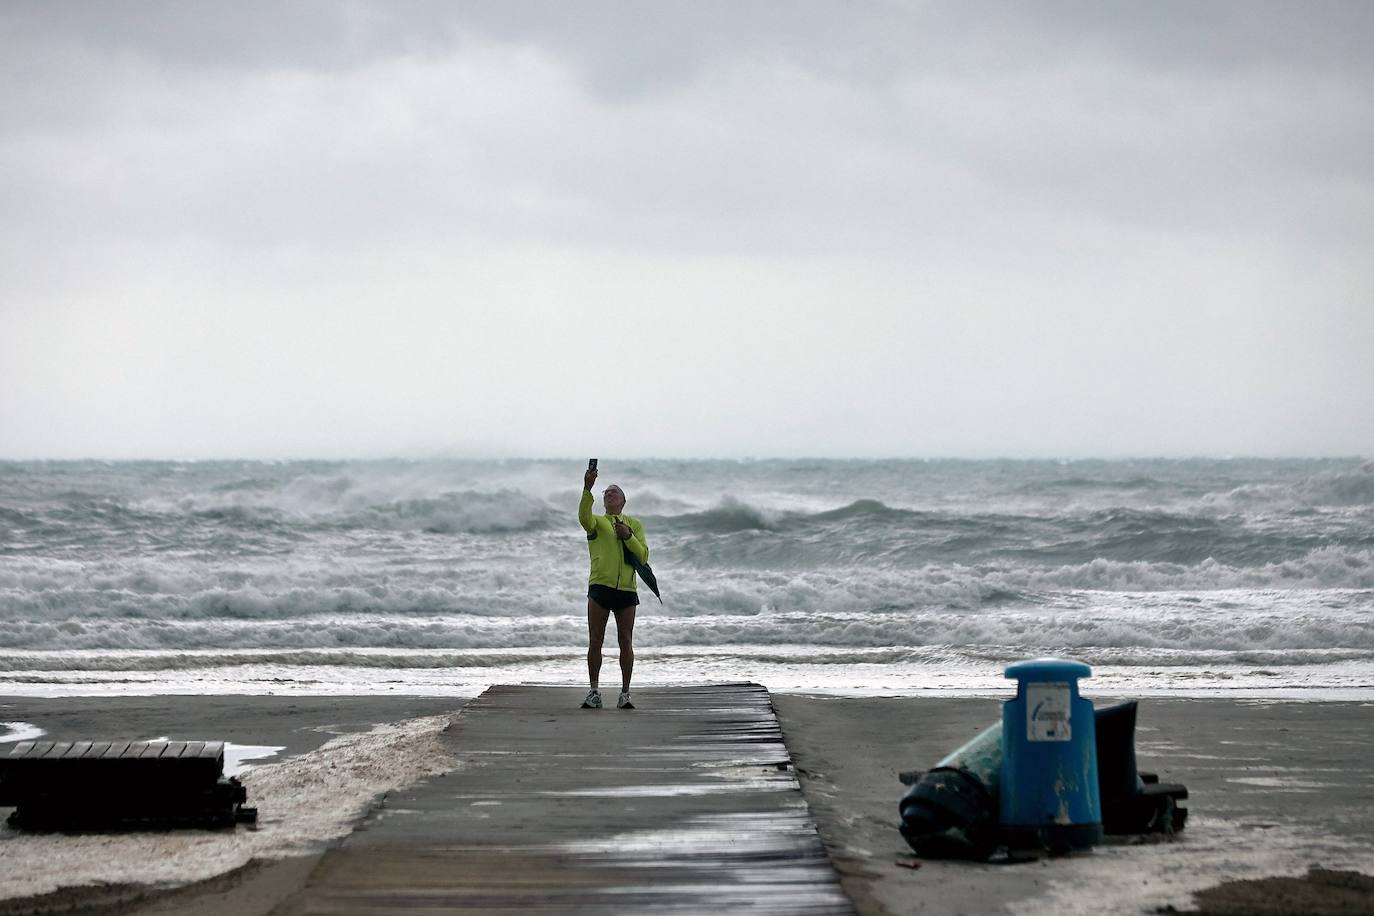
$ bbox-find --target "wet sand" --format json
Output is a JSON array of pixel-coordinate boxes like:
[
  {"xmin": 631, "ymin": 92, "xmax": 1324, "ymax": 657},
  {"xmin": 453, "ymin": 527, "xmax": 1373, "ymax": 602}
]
[
  {"xmin": 3, "ymin": 693, "xmax": 1374, "ymax": 914},
  {"xmin": 0, "ymin": 695, "xmax": 463, "ymax": 760},
  {"xmin": 0, "ymin": 696, "xmax": 463, "ymax": 913},
  {"xmin": 772, "ymin": 695, "xmax": 1374, "ymax": 915}
]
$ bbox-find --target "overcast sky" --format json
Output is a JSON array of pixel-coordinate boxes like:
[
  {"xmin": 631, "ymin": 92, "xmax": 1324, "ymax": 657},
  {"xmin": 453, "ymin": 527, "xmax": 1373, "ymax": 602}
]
[{"xmin": 2, "ymin": 1, "xmax": 1371, "ymax": 460}]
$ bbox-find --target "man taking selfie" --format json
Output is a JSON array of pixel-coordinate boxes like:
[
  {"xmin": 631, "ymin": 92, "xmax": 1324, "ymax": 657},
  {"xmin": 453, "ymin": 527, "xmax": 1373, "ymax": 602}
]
[{"xmin": 578, "ymin": 461, "xmax": 648, "ymax": 710}]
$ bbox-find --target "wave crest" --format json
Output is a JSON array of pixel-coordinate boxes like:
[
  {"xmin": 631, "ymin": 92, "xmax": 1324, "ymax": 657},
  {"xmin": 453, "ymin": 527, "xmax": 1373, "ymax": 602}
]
[
  {"xmin": 660, "ymin": 496, "xmax": 784, "ymax": 532},
  {"xmin": 4, "ymin": 547, "xmax": 1373, "ymax": 638},
  {"xmin": 3, "ymin": 595, "xmax": 1372, "ymax": 654},
  {"xmin": 1205, "ymin": 463, "xmax": 1374, "ymax": 509}
]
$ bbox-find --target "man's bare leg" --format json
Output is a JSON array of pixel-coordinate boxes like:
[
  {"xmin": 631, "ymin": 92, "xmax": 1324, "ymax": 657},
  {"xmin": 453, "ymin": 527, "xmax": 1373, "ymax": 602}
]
[
  {"xmin": 614, "ymin": 606, "xmax": 636, "ymax": 692},
  {"xmin": 586, "ymin": 599, "xmax": 610, "ymax": 689}
]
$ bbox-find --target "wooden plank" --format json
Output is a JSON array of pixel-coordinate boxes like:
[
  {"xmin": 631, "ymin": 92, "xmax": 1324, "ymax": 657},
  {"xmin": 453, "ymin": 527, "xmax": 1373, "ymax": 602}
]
[
  {"xmin": 276, "ymin": 683, "xmax": 853, "ymax": 915},
  {"xmin": 63, "ymin": 741, "xmax": 93, "ymax": 759},
  {"xmin": 3, "ymin": 739, "xmax": 225, "ymax": 775},
  {"xmin": 40, "ymin": 742, "xmax": 72, "ymax": 759},
  {"xmin": 101, "ymin": 741, "xmax": 131, "ymax": 759}
]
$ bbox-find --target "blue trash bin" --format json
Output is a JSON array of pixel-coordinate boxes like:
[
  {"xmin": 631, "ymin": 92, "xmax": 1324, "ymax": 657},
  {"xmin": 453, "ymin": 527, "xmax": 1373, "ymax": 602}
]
[{"xmin": 1000, "ymin": 658, "xmax": 1103, "ymax": 853}]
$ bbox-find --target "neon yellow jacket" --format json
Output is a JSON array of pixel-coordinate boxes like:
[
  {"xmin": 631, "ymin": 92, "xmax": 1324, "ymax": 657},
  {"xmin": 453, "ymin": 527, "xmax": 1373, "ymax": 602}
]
[{"xmin": 579, "ymin": 489, "xmax": 649, "ymax": 591}]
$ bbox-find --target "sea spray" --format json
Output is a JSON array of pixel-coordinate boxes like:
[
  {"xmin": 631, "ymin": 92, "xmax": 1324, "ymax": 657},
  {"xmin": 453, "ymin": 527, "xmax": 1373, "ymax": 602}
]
[{"xmin": 2, "ymin": 458, "xmax": 1372, "ymax": 694}]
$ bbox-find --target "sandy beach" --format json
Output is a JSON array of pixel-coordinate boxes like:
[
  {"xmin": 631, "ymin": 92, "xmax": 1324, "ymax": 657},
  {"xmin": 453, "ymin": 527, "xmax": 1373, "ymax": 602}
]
[
  {"xmin": 2, "ymin": 692, "xmax": 1373, "ymax": 914},
  {"xmin": 0, "ymin": 696, "xmax": 463, "ymax": 912},
  {"xmin": 773, "ymin": 694, "xmax": 1374, "ymax": 915}
]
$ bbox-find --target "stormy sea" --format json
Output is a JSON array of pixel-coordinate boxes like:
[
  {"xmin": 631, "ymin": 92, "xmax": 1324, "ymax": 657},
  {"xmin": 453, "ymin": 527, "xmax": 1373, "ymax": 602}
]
[{"xmin": 1, "ymin": 458, "xmax": 1371, "ymax": 698}]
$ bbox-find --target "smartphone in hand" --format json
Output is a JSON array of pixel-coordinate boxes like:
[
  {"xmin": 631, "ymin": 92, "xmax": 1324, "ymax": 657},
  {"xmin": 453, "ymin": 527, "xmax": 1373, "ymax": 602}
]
[{"xmin": 588, "ymin": 458, "xmax": 598, "ymax": 471}]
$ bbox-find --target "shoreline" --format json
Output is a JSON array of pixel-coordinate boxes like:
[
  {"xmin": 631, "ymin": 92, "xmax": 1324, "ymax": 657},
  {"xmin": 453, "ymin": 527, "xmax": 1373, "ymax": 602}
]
[
  {"xmin": 2, "ymin": 692, "xmax": 1373, "ymax": 914},
  {"xmin": 4, "ymin": 679, "xmax": 1373, "ymax": 702}
]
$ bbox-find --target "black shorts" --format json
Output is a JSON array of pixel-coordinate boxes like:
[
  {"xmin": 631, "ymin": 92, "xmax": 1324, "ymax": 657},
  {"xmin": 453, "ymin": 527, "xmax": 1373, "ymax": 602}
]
[{"xmin": 588, "ymin": 584, "xmax": 640, "ymax": 612}]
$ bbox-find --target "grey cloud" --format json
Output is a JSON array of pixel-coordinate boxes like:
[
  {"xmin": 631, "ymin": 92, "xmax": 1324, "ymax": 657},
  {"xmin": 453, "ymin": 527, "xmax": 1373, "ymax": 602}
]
[
  {"xmin": 1020, "ymin": 1, "xmax": 1374, "ymax": 77},
  {"xmin": 1, "ymin": 2, "xmax": 1371, "ymax": 458},
  {"xmin": 10, "ymin": 2, "xmax": 1372, "ymax": 88},
  {"xmin": 4, "ymin": 34, "xmax": 1366, "ymax": 265},
  {"xmin": 0, "ymin": 1, "xmax": 447, "ymax": 72}
]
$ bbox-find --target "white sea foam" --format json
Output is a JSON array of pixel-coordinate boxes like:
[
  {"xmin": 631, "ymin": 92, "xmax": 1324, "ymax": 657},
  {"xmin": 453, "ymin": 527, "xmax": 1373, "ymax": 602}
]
[
  {"xmin": 1026, "ymin": 815, "xmax": 1374, "ymax": 916},
  {"xmin": 3, "ymin": 595, "xmax": 1373, "ymax": 657},
  {"xmin": 3, "ymin": 547, "xmax": 1372, "ymax": 627},
  {"xmin": 3, "ymin": 648, "xmax": 1369, "ymax": 698},
  {"xmin": 0, "ymin": 722, "xmax": 45, "ymax": 742},
  {"xmin": 3, "ymin": 458, "xmax": 1373, "ymax": 696}
]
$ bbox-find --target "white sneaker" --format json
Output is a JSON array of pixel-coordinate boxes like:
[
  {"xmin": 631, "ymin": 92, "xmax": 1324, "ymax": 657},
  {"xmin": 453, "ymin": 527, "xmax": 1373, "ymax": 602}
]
[
  {"xmin": 617, "ymin": 691, "xmax": 634, "ymax": 710},
  {"xmin": 581, "ymin": 689, "xmax": 602, "ymax": 709}
]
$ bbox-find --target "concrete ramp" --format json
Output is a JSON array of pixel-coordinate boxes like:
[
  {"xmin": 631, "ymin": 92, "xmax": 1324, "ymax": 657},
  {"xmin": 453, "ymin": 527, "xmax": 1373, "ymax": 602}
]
[{"xmin": 278, "ymin": 683, "xmax": 852, "ymax": 914}]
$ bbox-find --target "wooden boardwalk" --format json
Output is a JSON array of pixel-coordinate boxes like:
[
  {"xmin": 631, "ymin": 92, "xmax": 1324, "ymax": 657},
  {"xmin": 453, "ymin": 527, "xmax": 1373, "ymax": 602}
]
[{"xmin": 276, "ymin": 683, "xmax": 853, "ymax": 914}]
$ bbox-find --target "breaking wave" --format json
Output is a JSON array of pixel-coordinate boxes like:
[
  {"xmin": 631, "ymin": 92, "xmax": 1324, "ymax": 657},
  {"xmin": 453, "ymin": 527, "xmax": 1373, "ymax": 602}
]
[
  {"xmin": 2, "ymin": 645, "xmax": 1372, "ymax": 673},
  {"xmin": 2, "ymin": 596, "xmax": 1372, "ymax": 654},
  {"xmin": 3, "ymin": 547, "xmax": 1374, "ymax": 628},
  {"xmin": 4, "ymin": 458, "xmax": 1374, "ymax": 690},
  {"xmin": 1202, "ymin": 463, "xmax": 1374, "ymax": 510}
]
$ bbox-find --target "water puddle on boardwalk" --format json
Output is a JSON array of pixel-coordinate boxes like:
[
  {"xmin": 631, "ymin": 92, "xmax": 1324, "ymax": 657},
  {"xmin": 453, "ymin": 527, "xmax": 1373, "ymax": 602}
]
[{"xmin": 557, "ymin": 810, "xmax": 850, "ymax": 913}]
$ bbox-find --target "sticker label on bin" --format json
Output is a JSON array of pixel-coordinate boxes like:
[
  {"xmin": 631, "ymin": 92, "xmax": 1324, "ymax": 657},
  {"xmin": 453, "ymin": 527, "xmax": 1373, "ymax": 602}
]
[{"xmin": 1027, "ymin": 682, "xmax": 1071, "ymax": 742}]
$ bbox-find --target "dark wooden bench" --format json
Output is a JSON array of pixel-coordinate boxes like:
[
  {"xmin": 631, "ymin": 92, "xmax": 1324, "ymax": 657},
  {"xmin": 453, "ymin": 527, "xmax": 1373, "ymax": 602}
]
[{"xmin": 0, "ymin": 739, "xmax": 257, "ymax": 829}]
